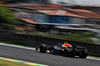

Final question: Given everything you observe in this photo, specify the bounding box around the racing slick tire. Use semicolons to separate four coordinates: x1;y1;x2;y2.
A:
63;48;70;57
63;48;75;57
40;44;47;53
79;52;88;58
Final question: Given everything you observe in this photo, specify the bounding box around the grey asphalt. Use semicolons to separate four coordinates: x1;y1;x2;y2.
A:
0;45;100;66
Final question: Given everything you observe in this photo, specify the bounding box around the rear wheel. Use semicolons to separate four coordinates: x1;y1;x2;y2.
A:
79;52;88;58
63;49;69;57
40;44;47;53
63;48;75;57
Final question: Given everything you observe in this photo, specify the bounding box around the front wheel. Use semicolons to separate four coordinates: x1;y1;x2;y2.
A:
40;44;47;53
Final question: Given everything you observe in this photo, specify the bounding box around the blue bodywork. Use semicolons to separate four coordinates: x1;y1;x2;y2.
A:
48;15;71;24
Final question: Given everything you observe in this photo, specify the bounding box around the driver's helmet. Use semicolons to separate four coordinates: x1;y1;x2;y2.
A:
62;42;72;47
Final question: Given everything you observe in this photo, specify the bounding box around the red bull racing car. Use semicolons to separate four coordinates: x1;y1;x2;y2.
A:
36;43;88;58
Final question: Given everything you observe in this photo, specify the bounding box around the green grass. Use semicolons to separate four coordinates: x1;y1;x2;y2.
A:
34;31;95;44
64;34;94;43
0;59;30;66
34;31;65;39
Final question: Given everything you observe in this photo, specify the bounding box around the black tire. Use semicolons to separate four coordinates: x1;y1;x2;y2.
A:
79;52;88;58
40;44;47;53
63;49;69;57
63;48;74;57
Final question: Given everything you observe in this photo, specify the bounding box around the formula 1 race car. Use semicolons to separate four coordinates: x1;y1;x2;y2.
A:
36;43;88;58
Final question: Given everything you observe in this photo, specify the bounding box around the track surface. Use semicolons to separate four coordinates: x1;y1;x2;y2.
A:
0;45;100;66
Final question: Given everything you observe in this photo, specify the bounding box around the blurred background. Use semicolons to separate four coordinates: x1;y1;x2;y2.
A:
1;0;100;44
0;0;100;64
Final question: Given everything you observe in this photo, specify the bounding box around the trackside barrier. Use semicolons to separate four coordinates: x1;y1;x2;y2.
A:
0;30;100;57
